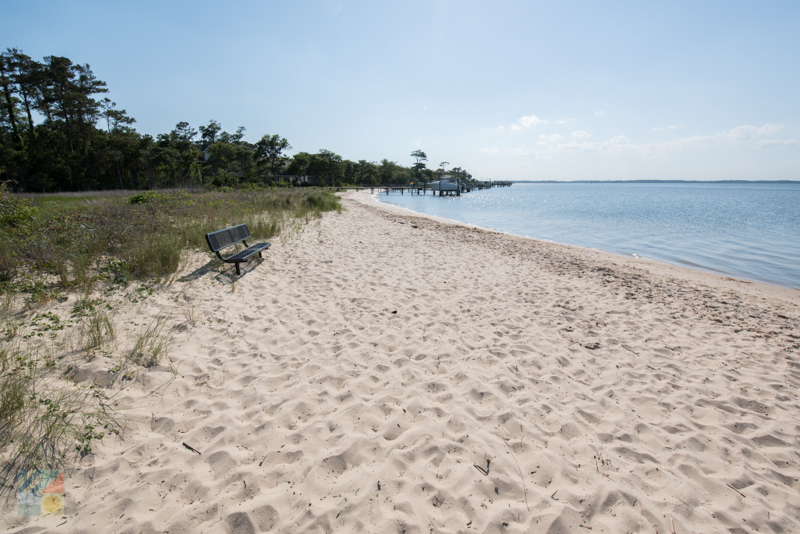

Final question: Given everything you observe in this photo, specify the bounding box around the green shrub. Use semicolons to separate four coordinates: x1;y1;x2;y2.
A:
0;182;38;228
0;236;14;282
303;191;341;212
128;191;157;204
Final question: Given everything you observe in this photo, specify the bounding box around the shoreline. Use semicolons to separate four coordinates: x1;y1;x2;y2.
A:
370;185;800;293
4;194;799;533
361;190;800;305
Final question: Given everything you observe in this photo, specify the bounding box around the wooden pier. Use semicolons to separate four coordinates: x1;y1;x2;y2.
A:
367;181;513;197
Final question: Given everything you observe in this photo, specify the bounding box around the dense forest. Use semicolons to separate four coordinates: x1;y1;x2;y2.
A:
0;48;473;192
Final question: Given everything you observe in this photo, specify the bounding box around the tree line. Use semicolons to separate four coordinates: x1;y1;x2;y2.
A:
0;48;473;192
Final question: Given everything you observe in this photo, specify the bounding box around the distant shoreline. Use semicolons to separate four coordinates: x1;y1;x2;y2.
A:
514;179;800;183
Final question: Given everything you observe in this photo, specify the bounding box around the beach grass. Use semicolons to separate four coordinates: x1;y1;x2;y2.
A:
0;186;341;496
4;187;340;282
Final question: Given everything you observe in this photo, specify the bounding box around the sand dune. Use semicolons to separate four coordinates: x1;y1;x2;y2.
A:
5;191;800;533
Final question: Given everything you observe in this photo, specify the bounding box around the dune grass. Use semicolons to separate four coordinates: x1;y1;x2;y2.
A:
2;187;339;283
0;186;341;498
0;334;121;496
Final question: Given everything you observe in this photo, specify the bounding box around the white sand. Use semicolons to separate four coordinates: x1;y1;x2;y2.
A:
5;191;800;533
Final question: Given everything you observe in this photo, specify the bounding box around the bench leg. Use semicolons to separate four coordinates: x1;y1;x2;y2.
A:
258;251;263;258
235;263;241;275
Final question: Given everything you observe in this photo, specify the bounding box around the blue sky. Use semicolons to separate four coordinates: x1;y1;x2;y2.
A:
4;0;799;180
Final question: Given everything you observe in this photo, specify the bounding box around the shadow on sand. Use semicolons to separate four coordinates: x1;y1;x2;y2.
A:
179;257;265;283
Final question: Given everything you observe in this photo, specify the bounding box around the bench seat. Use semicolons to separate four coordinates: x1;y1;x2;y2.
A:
205;224;271;275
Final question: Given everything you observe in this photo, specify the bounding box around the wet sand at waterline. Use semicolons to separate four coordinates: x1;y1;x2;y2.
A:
5;190;800;533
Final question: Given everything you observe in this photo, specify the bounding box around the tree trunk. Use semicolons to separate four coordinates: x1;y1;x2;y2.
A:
20;91;36;140
116;162;123;189
83;137;91;171
0;79;22;146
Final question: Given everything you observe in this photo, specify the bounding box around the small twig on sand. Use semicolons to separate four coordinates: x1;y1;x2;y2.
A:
182;442;201;455
474;464;489;476
726;483;746;498
474;457;490;476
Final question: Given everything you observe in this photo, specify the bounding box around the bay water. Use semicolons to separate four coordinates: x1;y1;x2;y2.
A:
376;182;800;289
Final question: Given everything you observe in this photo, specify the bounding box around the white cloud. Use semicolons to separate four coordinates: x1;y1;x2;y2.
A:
511;114;542;131
557;118;575;124
595;110;605;116
668;125;678;129
479;147;499;154
728;123;782;141
490;125;505;132
520;115;541;127
653;127;664;131
570;130;591;139
754;139;800;148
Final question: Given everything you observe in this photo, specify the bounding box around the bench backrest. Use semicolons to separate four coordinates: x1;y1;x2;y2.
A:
205;224;251;252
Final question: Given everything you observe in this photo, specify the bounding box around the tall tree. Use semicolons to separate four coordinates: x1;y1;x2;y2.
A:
316;149;343;186
410;149;428;185
198;120;221;146
285;152;311;184
0;51;22;147
169;121;202;185
5;48;40;142
254;134;291;179
100;98;136;188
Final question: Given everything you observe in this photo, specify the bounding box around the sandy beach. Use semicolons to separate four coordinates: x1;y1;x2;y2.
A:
4;190;800;534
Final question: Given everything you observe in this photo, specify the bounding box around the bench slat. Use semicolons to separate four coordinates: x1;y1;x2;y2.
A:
206;224;250;252
226;242;271;262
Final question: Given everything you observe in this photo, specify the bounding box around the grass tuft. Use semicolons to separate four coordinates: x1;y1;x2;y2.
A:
83;310;115;352
0;342;120;491
127;315;170;368
124;234;183;279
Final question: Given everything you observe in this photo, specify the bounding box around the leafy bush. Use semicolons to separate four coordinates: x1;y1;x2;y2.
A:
127;191;157;204
0;182;38;228
0;235;14;282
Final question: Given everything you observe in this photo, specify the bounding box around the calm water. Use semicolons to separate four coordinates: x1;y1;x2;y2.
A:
377;182;800;289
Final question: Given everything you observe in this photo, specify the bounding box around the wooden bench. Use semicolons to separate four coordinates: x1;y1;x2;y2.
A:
205;224;271;275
